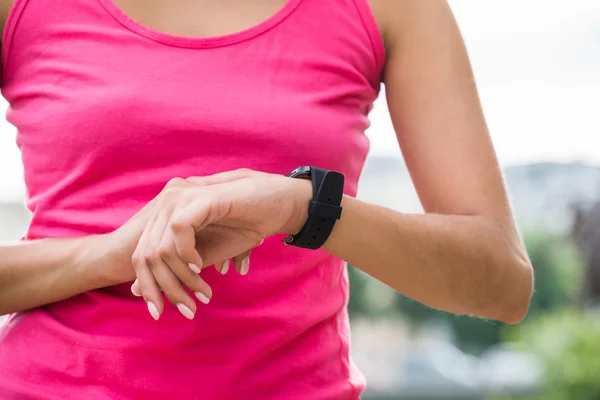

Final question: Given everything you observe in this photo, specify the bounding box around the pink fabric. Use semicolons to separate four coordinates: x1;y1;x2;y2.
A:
0;0;384;398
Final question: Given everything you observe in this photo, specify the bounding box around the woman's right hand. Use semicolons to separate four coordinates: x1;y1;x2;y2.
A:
97;178;206;286
0;177;211;316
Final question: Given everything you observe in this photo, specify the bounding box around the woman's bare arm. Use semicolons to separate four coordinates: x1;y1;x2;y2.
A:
320;0;533;324
0;236;119;314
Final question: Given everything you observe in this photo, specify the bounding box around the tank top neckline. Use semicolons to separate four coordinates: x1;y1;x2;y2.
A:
95;0;303;49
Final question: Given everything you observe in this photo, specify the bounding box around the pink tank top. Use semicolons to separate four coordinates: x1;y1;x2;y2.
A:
0;0;384;398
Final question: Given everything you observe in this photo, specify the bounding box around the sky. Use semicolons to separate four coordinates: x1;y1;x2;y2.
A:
0;0;599;201
367;0;600;164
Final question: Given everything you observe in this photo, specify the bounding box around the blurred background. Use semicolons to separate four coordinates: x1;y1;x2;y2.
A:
1;0;600;399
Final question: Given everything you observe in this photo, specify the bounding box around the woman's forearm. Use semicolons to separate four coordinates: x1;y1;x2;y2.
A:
0;236;114;315
321;196;533;324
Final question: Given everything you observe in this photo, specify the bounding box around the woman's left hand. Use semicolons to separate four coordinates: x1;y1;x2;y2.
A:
131;169;311;320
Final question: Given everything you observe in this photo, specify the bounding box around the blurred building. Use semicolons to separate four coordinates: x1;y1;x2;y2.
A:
571;200;600;303
358;157;600;234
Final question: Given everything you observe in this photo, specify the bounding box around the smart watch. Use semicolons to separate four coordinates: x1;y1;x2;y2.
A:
283;166;344;249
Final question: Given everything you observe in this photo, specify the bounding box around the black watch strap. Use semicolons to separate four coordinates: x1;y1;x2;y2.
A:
283;167;344;249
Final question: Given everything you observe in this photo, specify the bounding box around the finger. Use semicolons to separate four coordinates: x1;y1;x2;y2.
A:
132;213;164;320
131;279;142;297
158;232;213;304
150;206;200;275
214;259;230;275
146;207;200;320
170;198;214;266
233;250;251;276
228;238;263;275
136;261;164;320
149;254;197;320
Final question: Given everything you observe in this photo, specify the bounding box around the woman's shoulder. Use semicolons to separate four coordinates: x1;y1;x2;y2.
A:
0;0;17;43
367;0;454;55
365;0;387;39
366;0;414;54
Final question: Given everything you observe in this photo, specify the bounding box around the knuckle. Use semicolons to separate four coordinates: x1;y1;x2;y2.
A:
131;252;141;266
179;266;197;281
170;217;188;232
180;275;200;291
235;168;253;176
166;177;186;189
185;176;204;185
144;249;161;266
161;285;180;302
157;244;172;259
161;287;173;300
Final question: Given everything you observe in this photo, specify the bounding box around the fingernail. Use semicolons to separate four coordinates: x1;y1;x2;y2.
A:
195;291;210;305
177;304;195;320
221;259;229;275
188;263;201;274
240;256;250;276
259;239;265;245
147;301;160;320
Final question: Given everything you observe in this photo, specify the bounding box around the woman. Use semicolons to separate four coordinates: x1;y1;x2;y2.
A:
0;0;533;398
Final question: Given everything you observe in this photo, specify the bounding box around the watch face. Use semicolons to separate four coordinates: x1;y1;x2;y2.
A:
286;166;311;178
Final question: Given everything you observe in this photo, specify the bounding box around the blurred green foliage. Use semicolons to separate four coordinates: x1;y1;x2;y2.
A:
347;230;584;353
506;309;600;400
525;230;583;313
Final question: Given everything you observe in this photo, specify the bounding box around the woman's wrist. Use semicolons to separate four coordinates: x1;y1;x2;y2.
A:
78;234;133;288
280;177;312;235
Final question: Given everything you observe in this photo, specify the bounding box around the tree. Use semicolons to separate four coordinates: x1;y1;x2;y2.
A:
346;231;583;353
508;310;600;400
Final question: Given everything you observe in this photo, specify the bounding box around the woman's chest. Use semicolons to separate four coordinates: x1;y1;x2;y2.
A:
8;44;371;162
1;0;382;195
11;40;374;159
